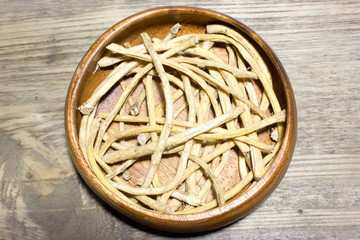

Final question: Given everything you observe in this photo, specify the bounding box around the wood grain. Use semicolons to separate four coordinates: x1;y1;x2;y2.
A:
0;0;359;239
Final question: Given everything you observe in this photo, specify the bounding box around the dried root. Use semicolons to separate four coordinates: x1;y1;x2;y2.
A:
77;23;286;213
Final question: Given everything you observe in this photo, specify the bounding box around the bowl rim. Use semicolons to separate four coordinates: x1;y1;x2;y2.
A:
65;6;297;232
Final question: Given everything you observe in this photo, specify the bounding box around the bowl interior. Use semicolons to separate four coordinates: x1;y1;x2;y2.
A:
66;6;295;233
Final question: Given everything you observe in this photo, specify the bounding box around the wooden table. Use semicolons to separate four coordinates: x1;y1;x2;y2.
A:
1;1;359;239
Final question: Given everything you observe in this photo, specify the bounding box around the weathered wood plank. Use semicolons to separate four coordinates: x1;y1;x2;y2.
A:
0;0;359;239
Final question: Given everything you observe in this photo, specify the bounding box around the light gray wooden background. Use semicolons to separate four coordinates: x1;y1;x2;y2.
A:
1;0;359;239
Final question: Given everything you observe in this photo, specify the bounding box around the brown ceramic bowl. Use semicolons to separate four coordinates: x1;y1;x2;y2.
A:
65;6;297;233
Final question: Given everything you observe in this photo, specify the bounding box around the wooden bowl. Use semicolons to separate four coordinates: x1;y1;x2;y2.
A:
65;6;297;233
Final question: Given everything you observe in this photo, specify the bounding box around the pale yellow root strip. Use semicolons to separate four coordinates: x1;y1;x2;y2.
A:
171;190;202;206
206;25;284;142
107;107;244;195
198;149;230;204
106;43;266;119
98;113;276;153
94;36;198;158
195;110;285;141
175;171;253;214
183;154;225;206
103;105;245;163
86;117;171;213
180;74;202;200
176;149;280;214
177;147;280;214
208;68;250;162
79;60;139;115
140;33;174;188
